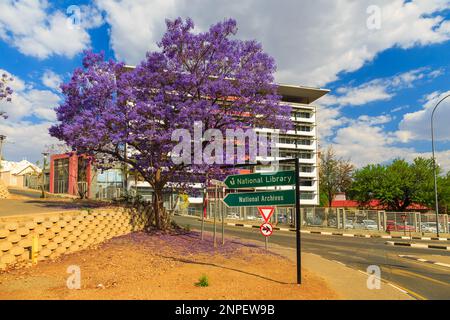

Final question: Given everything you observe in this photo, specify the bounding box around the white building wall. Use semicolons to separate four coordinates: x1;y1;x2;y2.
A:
254;102;319;206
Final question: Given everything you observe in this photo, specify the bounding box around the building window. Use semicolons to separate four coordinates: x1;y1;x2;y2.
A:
54;158;69;194
295;125;312;132
300;192;315;200
297;139;312;146
299;179;314;187
300;166;313;173
298;152;313;159
280;151;313;159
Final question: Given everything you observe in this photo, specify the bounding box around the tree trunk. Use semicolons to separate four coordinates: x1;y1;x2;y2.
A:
152;169;170;230
153;190;161;229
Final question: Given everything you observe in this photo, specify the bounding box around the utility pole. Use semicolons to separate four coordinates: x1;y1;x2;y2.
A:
0;135;5;179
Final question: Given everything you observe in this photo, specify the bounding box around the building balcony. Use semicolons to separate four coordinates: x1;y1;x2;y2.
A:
285;130;316;137
277;143;316;151
291;116;315;123
299;171;317;178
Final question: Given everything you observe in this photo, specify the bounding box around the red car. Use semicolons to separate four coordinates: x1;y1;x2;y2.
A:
386;220;416;232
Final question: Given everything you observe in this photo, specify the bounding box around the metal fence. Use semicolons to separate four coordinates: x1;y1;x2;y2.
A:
302;208;449;234
182;203;450;234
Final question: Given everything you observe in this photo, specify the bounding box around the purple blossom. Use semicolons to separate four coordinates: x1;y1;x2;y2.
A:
0;73;13;118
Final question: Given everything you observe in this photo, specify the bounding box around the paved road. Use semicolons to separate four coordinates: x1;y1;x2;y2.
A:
174;215;450;300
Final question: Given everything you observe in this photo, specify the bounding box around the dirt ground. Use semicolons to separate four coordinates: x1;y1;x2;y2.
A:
0;230;338;300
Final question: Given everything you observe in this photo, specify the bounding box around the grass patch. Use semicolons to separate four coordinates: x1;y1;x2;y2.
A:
195;275;209;287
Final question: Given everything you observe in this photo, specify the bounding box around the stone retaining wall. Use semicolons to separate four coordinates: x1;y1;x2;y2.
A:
0;207;147;270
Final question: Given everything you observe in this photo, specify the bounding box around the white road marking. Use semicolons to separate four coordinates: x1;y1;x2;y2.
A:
332;260;346;266
388;283;408;294
434;262;450;268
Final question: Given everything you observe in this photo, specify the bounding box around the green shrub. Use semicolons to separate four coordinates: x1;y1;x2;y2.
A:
195;275;209;287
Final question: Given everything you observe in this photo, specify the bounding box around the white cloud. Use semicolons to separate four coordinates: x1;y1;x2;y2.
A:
316;105;350;141
95;0;450;86
329;83;394;107
324;67;443;107
357;114;393;125
328;119;450;171
332;121;408;165
0;69;62;162
41;70;62;92
0;121;59;163
0;69;60;122
399;90;450;142
95;0;176;64
0;1;103;59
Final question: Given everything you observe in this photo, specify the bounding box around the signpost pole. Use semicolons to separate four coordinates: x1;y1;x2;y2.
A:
213;185;217;248
201;181;207;241
295;157;301;285
221;188;225;245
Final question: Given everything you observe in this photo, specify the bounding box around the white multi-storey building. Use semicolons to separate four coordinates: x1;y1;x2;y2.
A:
254;84;329;207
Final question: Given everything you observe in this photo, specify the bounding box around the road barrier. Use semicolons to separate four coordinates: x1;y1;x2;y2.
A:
0;207;148;270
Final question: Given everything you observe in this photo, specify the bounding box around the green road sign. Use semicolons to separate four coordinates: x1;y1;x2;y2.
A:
224;171;295;189
223;190;296;207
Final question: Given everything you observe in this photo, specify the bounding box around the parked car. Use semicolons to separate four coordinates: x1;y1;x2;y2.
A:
359;219;378;230
227;213;240;220
327;218;354;229
420;222;443;233
277;214;288;224
342;219;355;229
386;220;416;232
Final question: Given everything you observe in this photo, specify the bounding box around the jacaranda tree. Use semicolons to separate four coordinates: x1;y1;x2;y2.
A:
50;18;291;230
0;73;14;119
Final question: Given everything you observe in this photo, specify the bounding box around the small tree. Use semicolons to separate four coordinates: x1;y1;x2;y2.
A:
351;157;450;211
319;146;354;207
50;18;291;230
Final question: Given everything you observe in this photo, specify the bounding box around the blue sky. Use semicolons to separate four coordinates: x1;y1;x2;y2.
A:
0;0;450;170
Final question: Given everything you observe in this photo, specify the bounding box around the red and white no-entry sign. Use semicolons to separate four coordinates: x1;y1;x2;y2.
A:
258;206;275;222
260;222;273;237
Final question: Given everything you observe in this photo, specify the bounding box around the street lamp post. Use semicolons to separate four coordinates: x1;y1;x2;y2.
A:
0;135;5;179
430;94;450;238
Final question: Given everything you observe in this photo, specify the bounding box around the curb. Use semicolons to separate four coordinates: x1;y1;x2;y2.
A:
217;219;450;241
386;241;450;251
398;255;450;269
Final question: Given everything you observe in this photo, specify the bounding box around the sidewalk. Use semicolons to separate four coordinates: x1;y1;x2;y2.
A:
240;238;413;300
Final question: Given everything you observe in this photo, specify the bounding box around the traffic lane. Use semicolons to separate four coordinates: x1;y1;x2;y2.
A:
174;215;450;300
300;236;450;300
